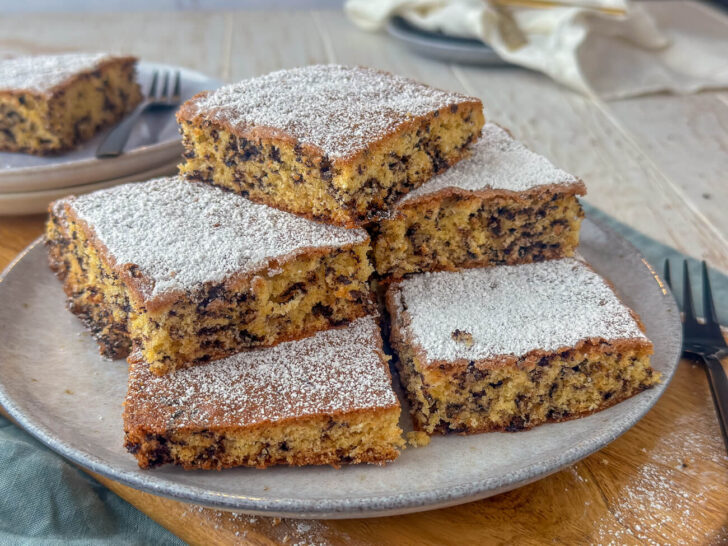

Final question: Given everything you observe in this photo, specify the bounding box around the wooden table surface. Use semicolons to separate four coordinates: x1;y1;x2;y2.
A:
2;3;728;544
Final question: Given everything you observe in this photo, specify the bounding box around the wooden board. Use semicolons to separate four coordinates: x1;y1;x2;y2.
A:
91;354;728;545
1;4;728;544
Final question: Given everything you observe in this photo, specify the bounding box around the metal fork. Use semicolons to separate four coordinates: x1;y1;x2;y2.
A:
96;70;181;158
665;259;728;452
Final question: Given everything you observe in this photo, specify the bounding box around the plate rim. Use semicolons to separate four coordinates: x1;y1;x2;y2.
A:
385;16;510;66
0;217;682;518
0;61;220;183
0;162;177;199
0;162;178;216
387;15;494;53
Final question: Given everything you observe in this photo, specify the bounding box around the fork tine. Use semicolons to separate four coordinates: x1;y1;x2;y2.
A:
172;71;181;100
683;260;699;327
664;259;672;290
702;261;721;327
160;71;170;101
148;71;159;97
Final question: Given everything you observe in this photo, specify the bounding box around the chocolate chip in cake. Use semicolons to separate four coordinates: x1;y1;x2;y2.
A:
451;329;474;347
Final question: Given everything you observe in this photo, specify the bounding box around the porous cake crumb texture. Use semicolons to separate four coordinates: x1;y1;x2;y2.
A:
372;192;583;278
178;65;484;226
46;177;374;372
0;54;142;154
124;317;404;469
395;341;656;434
371;124;586;277
387;258;658;434
67;176;368;299
400;123;581;202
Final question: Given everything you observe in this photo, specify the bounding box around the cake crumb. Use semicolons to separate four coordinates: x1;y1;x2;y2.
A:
406;431;431;447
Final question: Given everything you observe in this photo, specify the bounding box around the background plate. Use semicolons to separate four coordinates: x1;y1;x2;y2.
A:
386;16;511;66
0;217;681;519
0;162;177;216
0;62;220;193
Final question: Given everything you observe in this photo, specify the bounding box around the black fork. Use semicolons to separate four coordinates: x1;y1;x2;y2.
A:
665;260;728;453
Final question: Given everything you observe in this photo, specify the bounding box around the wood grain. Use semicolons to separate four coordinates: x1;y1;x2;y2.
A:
0;12;232;79
1;5;728;544
63;356;728;545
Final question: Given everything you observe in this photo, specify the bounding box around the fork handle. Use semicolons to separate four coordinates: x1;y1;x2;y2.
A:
95;100;150;158
703;354;728;453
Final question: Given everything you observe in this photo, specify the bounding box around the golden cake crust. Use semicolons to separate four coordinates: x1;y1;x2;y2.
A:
391;181;586;216
385;258;658;435
177;65;484;227
0;54;138;99
46;177;376;372
123;316;404;469
389;123;586;214
0;54;142;154
50;177;371;313
176;65;483;166
385;257;652;372
369;124;587;277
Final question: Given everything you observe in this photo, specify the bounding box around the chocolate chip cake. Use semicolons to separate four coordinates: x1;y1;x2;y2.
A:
124;316;404;469
386;258;658;434
0;53;142;154
371;124;586;278
46;176;374;375
177;65;484;227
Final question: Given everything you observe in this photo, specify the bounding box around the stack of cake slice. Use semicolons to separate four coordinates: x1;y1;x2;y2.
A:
46;176;402;469
45;63;658;470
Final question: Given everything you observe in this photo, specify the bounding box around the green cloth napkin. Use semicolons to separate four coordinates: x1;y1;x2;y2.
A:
582;202;728;325
1;204;725;544
0;416;183;545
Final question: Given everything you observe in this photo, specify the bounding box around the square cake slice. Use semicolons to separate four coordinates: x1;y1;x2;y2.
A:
46;176;374;375
386;258;658;434
124;316;404;469
0;53;142;154
371;123;586;278
177;64;484;227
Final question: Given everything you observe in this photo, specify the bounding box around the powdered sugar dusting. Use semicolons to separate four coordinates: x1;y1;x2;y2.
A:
592;409;728;544
126;316;398;429
399;123;581;205
64;176;367;299
178;506;348;545
186;64;477;160
0;53;114;94
393;258;649;364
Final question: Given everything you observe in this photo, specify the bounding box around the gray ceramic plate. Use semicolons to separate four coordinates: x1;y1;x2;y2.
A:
0;62;221;193
386;16;510;66
0;218;681;519
0;162;178;216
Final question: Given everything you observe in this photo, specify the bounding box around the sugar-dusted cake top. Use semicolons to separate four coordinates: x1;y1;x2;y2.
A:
390;258;649;365
0;53;121;94
399;123;584;205
180;64;480;160
57;176;368;299
125;316;398;430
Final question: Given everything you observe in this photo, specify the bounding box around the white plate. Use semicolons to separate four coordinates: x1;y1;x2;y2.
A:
0;62;220;193
0;163;177;216
0;218;681;519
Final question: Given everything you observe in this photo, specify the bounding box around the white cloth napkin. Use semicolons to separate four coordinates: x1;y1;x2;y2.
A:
345;0;728;100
